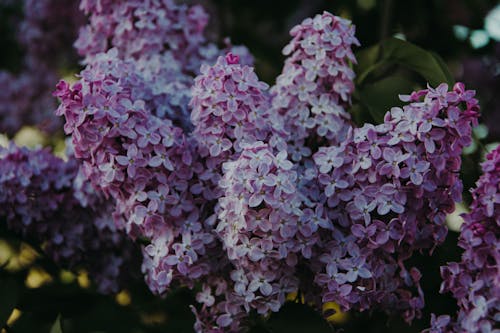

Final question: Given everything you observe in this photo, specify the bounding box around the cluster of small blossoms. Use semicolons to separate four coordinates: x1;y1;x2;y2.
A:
54;50;220;295
75;0;254;69
54;5;485;332
0;68;59;135
428;145;500;333
310;83;479;321
271;11;359;158
0;143;139;293
18;0;84;69
191;53;286;162
75;0;252;129
210;143;301;324
0;0;82;135
76;0;210;68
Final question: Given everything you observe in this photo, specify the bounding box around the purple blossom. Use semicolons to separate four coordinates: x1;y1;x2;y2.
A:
431;146;500;332
0;144;139;293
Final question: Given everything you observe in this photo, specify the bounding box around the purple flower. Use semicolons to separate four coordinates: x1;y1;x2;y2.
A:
378;147;409;178
115;144;147;178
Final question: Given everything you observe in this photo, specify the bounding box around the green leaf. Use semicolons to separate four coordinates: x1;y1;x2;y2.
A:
355;38;455;87
428;50;455;86
354;43;381;81
381;38;454;86
0;278;19;328
357;75;416;123
264;302;331;333
50;315;63;333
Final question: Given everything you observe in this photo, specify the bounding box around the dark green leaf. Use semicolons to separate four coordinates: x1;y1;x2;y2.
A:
355;38;455;87
50;314;63;333
428;51;455;86
0;277;19;328
264;302;332;333
381;38;454;86
358;75;416;123
354;43;382;82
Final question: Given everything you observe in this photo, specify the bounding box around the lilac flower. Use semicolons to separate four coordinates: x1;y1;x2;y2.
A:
271;11;358;148
313;82;478;323
115;144;147;178
52;3;483;330
313;146;346;173
378;147;409;178
431;146;499;332
401;158;430;185
344;256;372;282
0;144;139;293
350;195;377;224
0;0;83;135
318;171;349;197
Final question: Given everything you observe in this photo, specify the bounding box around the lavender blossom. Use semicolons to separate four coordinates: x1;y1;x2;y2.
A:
0;143;139;293
429;145;500;332
271;11;359;158
311;83;479;322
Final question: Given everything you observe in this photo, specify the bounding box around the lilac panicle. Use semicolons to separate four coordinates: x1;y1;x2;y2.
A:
53;4;484;332
75;0;253;71
215;143;301;317
0;0;83;135
191;53;286;161
271;11;359;158
428;145;499;333
55;49;220;296
74;0;252;129
0;143;139;293
311;83;479;322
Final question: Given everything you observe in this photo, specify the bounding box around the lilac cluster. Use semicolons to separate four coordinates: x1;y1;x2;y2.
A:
18;0;83;69
0;0;83;135
75;0;253;69
215;143;301;317
271;11;359;157
0;69;58;135
74;0;252;130
55;5;483;332
428;146;500;333
191;53;285;161
54;50;220;295
310;83;479;322
0;143;138;293
76;0;210;68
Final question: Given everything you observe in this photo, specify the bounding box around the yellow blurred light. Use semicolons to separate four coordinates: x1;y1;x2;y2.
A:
61;72;79;85
53;138;68;160
115;290;132;306
77;270;91;289
0;240;14;268
26;267;53;288
446;202;468;232
60;269;76;284
0;241;38;272
7;308;22;327
357;0;376;11
339;8;352;20
323;302;349;324
285;291;304;303
13;126;47;148
0;133;9;147
17;243;39;265
140;311;168;325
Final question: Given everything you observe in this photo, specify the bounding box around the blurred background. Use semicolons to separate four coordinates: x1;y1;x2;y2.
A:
1;0;499;332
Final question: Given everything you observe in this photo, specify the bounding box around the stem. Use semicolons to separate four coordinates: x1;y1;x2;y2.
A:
379;0;393;41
